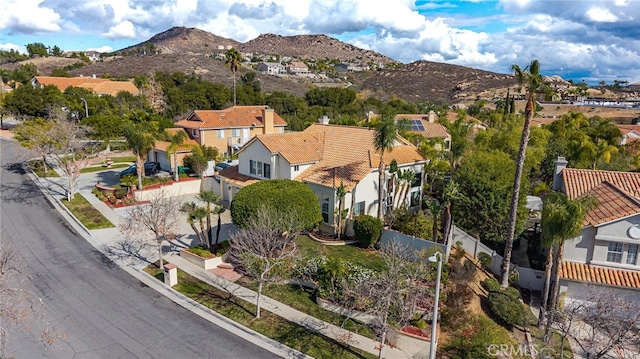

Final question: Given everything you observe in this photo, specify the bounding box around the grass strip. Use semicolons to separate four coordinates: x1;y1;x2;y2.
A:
61;193;114;229
81;163;129;173
144;266;376;359
297;235;386;271
28;160;59;177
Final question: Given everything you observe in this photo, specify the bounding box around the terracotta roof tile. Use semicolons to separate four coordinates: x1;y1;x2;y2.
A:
562;168;640;199
175;106;286;129
560;261;640;289
218;166;260;187
254;131;324;165
153;128;199;152
584;181;640;226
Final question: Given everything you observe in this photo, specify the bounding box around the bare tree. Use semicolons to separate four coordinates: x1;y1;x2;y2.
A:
553;285;640;359
0;242;63;357
47;117;93;201
340;242;434;359
229;207;304;319
119;189;183;269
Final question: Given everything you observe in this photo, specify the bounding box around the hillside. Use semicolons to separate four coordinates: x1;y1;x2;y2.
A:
238;33;396;65
361;60;516;103
119;26;240;55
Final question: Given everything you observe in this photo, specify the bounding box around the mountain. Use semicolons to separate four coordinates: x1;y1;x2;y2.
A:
237;33;396;65
119;27;240;55
361;60;515;103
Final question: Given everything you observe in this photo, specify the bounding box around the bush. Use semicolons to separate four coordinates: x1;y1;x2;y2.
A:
114;187;128;199
230;179;322;230
487;290;533;328
481;277;501;293
392;210;432;240
442;315;518;359
188;245;215;258
477;252;492;269
353;215;383;248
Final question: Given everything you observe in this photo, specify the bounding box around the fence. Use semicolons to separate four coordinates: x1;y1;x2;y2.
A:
134;178;202;201
381;229;446;254
451;226;545;290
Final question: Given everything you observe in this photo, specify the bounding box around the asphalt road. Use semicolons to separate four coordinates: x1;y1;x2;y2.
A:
0;138;279;358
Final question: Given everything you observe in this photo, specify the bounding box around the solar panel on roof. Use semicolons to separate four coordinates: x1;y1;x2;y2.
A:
409;119;424;131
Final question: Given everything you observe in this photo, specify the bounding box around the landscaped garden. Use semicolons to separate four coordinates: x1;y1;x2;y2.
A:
28;160;59;177
61;193;114;229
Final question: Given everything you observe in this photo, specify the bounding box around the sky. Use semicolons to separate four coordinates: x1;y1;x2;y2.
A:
1;0;639;84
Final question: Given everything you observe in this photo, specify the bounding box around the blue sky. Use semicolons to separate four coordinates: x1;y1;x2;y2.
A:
1;0;639;84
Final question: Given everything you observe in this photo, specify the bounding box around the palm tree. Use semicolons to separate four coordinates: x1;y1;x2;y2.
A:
225;48;242;106
441;180;461;250
197;190;220;247
500;59;543;288
181;202;204;246
335;181;348;240
212;205;226;246
373;116;401;220
166;130;187;181
123;124;156;190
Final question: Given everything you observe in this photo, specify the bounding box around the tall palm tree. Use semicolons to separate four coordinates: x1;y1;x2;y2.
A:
225;48;242;106
197;190;220;247
123;124;156;190
335;181;348;240
374;116;401;220
500;59;543;288
181;202;204;246
166;130;187;181
212;206;226;246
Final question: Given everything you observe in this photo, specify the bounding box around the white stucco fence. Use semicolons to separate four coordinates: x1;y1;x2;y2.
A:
381;229;446;254
134;179;202;201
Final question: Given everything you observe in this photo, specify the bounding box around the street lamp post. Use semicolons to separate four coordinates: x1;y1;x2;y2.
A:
428;252;443;359
80;97;88;118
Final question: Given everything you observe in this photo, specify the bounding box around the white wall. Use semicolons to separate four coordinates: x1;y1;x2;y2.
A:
134;179;202;201
563;227;596;262
237;141;271;178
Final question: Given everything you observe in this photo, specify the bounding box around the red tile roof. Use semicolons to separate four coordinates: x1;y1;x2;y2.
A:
560;261;640;289
175;106;286;129
562;168;640;199
584;181;640;226
394;114;450;139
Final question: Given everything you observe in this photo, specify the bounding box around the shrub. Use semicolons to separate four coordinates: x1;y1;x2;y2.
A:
442;315;518;359
393;210;432;240
230;179;322;230
480;277;501;293
353;215;383;248
114;187;128;199
477;252;492;269
188;245;215;258
487;289;533;328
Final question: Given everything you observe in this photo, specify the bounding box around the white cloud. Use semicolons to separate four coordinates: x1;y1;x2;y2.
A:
103;20;136;39
86;45;114;53
0;0;62;33
0;42;26;54
585;6;618;22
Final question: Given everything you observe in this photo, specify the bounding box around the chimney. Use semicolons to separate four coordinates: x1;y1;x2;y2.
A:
552;157;568;191
428;110;436;123
319;115;330;125
262;106;274;134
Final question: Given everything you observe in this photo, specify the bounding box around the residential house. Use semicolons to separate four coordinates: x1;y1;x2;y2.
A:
552;157;640;304
217;120;427;233
617;124;640;145
394;111;451;151
286;61;309;75
256;62;286;76
335;62;369;72
148;128;199;173
173;105;287;158
31;76;140;96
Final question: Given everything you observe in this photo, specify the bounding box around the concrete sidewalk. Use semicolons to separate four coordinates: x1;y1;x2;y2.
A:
17;152;417;358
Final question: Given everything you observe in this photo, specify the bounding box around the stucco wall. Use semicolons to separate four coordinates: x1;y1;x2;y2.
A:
563;227;596;262
238;141;273;179
133;179;202;201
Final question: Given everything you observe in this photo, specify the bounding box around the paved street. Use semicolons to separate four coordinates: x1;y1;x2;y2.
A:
0;138;282;359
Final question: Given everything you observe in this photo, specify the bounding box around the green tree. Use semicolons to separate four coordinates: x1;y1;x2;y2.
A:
230;179;322;230
123;124;156;190
440;110;472;169
501;59;543;288
334;181;348;240
181;202;205;246
26;42;48;58
225;48;242;106
540;192;596;331
373;115;401;220
13;118;56;174
197;190;220;247
49;45;63;57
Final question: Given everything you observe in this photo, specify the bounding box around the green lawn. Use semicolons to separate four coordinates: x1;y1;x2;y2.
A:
28;160;59;177
108;155;136;163
81;163;130;173
61;194;114;229
297;235;386;271
144;266;376;359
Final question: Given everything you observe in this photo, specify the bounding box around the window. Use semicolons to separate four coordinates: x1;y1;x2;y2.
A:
410;191;420;207
627;244;638;265
353;201;365;216
607;242;623;263
217;129;225;138
231;128;241;137
293;165;299;171
411;172;422;188
249;160;270;178
320;194;330;223
263;163;271;179
192;129;199;137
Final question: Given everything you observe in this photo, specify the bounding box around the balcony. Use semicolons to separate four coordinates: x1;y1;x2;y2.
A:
227;136;251;149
